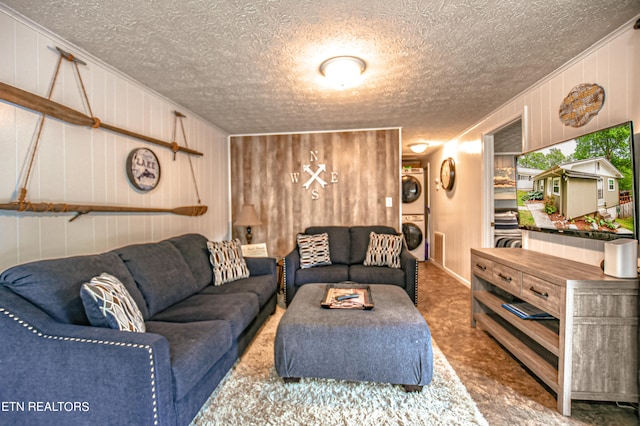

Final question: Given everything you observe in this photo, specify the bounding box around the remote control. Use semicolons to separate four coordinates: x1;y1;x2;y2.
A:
336;294;359;301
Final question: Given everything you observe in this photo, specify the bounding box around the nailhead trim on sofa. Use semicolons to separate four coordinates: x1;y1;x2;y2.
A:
0;307;159;425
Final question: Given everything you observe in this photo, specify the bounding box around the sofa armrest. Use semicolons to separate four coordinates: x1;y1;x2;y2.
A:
400;249;419;305
283;248;301;305
245;256;277;277
0;287;176;426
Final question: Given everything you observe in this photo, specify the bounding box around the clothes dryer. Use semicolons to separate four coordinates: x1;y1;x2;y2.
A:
402;214;425;261
402;168;425;215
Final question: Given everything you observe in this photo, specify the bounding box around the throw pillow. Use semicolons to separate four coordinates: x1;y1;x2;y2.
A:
363;232;403;269
297;233;332;269
207;239;250;285
80;273;146;332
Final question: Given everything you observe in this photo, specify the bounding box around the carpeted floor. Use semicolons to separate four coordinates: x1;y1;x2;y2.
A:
420;261;639;425
191;306;487;426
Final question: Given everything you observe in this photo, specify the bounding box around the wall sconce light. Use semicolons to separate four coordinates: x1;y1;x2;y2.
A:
319;56;366;88
409;143;429;153
234;204;262;244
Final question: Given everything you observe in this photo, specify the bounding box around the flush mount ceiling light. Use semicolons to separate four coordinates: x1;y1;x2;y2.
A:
319;56;366;88
409;143;429;153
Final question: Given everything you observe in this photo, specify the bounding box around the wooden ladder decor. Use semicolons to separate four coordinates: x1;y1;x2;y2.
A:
0;47;208;221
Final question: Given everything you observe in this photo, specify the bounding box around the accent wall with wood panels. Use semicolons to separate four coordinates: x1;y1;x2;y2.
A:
230;128;401;257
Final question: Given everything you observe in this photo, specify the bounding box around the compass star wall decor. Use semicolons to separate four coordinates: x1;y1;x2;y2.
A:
289;150;338;199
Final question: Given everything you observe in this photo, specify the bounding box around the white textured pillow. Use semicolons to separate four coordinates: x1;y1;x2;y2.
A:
363;232;403;269
207;239;250;285
80;273;146;332
297;233;332;269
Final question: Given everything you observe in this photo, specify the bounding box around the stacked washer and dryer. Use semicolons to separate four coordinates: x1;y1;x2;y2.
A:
401;168;426;261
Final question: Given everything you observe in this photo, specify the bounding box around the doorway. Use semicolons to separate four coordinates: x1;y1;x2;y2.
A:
482;111;528;248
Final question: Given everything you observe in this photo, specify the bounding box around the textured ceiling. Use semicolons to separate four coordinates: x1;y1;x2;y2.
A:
3;1;640;156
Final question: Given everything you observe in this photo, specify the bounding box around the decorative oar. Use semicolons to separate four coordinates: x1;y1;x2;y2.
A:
0;201;208;222
0;81;203;157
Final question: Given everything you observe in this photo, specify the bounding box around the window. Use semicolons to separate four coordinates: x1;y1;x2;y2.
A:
608;178;615;191
552;177;560;195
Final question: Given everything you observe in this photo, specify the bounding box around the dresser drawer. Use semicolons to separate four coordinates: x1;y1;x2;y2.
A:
492;263;522;295
471;255;493;282
521;274;561;317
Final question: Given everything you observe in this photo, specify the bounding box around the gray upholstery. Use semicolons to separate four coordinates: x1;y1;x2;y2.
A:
275;284;433;386
0;251;147;324
283;226;418;305
151;293;260;340
165;233;213;291
200;273;276;308
114;241;200;317
0;234;278;426
305;226;351;264
146;319;233;401
349;225;397;264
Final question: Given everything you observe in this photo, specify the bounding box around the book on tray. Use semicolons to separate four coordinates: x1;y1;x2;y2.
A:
501;302;554;320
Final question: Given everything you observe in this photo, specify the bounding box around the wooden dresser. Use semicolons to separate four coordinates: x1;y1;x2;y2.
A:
470;248;639;415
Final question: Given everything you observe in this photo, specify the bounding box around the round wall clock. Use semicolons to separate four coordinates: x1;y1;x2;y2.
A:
440;157;455;191
126;148;161;191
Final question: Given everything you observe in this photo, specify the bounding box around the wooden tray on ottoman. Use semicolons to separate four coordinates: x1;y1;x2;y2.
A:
320;283;374;310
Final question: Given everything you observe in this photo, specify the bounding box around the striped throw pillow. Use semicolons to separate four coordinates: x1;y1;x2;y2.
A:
207;239;250;285
363;232;403;269
297;233;332;269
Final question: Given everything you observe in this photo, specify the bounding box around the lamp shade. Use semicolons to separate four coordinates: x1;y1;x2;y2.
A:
234;204;262;226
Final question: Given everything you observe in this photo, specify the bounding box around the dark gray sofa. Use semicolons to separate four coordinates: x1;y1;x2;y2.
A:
283;225;418;305
0;233;277;426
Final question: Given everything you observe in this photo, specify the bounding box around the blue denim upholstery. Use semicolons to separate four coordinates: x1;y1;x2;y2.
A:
151;293;259;340
284;226;418;305
304;226;351;264
164;233;213;291
0;234;278;426
0;251;147;324
200;273;276;308
113;241;200;317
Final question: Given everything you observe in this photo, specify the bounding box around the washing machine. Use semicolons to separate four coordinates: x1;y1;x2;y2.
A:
402;168;425;215
402;214;425;261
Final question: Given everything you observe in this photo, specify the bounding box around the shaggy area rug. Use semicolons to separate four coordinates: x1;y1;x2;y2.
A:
191;307;487;426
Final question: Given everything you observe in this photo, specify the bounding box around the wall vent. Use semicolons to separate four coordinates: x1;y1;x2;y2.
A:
433;232;445;266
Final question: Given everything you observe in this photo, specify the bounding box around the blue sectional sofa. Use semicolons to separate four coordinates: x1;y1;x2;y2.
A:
283;225;418;305
0;233;278;426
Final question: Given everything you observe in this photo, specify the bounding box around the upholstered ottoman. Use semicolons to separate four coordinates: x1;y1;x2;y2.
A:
274;284;433;391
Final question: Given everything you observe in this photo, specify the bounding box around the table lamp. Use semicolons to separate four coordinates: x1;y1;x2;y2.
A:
234;204;262;244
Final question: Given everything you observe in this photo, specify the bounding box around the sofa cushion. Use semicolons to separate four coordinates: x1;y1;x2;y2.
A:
349;265;406;286
145;320;233;401
199;274;277;308
363;232;403;268
207;239;250;285
150;293;259;339
165;233;212;291
114;241;199;317
297;233;332;269
80;273;146;332
305;226;350;265
294;264;349;285
0;252;147;324
349;226;398;264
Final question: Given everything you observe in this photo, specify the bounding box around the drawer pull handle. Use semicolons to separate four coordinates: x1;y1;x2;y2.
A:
498;273;512;282
476;263;487;271
529;287;549;299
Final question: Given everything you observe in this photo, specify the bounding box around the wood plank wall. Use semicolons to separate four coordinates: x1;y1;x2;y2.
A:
230;129;400;257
